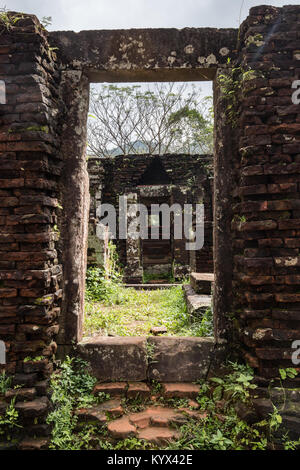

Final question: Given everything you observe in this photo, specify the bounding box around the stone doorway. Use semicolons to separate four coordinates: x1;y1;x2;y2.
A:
79;78;217;381
53;54;233;354
2;8;300;446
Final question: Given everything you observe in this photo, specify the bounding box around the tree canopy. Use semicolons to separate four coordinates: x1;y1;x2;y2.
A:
88;82;213;158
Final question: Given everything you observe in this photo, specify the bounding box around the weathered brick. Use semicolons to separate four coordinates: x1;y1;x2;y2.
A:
15;397;49;418
0;288;17;298
162;383;201;399
278;219;300;230
238;220;277;231
127;382;151;399
0;178;24;188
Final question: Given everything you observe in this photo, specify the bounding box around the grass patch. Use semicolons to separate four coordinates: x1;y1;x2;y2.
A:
84;264;213;337
84;285;213;337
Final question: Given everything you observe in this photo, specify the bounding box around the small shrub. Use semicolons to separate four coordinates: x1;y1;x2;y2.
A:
47;356;108;450
85;266;121;303
0;398;22;440
187;307;213;337
85;242;123;304
0;371;12;396
167;362;299;451
84;285;197;337
0;7;23;33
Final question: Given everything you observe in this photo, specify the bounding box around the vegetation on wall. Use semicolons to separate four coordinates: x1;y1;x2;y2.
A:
0;7;22;33
217;60;262;127
46;356;109;450
0;372;22;443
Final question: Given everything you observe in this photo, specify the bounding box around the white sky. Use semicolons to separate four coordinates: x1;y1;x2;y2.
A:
4;0;300;31
4;0;299;97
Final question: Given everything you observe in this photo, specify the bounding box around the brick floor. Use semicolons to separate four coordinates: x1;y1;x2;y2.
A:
108;416;137;439
138;427;180;445
107;404;207;443
89;381;205;446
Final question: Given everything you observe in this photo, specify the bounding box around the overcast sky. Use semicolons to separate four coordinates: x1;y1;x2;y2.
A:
4;0;300;31
4;0;299;96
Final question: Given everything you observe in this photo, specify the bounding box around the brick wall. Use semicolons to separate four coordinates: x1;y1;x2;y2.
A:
87;154;214;275
0;6;300;446
232;5;300;380
0;13;63;439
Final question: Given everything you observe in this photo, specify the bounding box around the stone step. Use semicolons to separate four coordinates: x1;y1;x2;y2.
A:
190;272;214;295
137;426;180;445
107;405;207;444
93;381;151;399
162;382;201;399
93;382;128;397
75;399;123;426
108;416;136;439
93;381;201;400
19;437;49;451
182;284;211;320
15;396;49;419
5;387;36;402
78;336;215;382
127;382;151;399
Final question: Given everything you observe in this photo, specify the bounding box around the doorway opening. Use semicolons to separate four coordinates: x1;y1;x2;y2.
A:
84;80;214;341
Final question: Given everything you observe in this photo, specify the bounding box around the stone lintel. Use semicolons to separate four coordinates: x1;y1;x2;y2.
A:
49;27;238;82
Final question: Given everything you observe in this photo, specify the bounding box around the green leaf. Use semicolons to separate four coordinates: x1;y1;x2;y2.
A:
279;369;287;380
213;385;223;401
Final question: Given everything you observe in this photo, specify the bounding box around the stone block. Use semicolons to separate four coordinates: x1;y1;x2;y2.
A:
15;397;49;419
93;382;127;397
162;382;200;399
108;416;136;439
74;407;107;425
127;382;151;399
18;437;49;451
138;426;180;445
182;284;211;321
190;272;214;294
5;387;36;402
148;337;214;382
77;336;147;382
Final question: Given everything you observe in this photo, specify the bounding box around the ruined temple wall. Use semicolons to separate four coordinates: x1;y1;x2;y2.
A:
231;5;300;380
0;13;63;439
190;175;214;274
87;158;106;266
0;9;299;448
87;154;214;274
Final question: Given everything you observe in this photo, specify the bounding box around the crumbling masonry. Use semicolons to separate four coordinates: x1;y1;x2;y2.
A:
0;5;300;445
87;153;213;281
